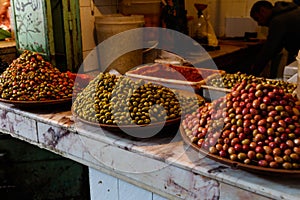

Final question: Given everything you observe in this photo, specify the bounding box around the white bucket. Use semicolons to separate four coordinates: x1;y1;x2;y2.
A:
95;14;145;74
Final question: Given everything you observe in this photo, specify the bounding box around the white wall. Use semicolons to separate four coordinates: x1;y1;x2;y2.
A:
185;0;293;38
79;0;118;61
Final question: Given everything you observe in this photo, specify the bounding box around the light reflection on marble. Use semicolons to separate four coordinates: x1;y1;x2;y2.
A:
0;102;299;199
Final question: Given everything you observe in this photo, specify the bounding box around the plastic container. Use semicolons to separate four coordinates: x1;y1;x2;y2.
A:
125;63;225;93
95;14;145;74
283;60;298;81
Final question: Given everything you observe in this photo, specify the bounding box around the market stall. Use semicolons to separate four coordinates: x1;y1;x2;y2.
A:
1;0;300;199
0;82;299;200
0;49;299;200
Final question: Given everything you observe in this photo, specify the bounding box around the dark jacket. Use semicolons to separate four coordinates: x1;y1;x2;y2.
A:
253;1;300;77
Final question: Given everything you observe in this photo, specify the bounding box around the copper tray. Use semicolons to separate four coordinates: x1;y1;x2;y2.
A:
72;107;181;136
180;125;300;176
0;97;73;107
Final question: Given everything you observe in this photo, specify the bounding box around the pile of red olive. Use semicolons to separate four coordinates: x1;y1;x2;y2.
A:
182;80;300;169
0;50;74;101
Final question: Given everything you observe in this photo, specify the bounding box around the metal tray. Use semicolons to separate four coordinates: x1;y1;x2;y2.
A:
180;125;300;176
0;98;72;108
125;63;225;91
72;106;181;138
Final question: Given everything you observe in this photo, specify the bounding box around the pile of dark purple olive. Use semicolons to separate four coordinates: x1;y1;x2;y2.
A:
182;80;300;169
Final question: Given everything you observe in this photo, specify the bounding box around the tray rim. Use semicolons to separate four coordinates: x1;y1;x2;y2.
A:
126;71;205;87
0;97;73;107
125;64;225;87
200;85;231;93
180;125;300;175
72;106;181;132
203;73;297;90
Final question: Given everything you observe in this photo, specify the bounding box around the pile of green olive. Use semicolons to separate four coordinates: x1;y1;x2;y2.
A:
175;92;205;116
206;72;296;94
73;72;205;126
206;72;256;89
0;50;74;101
182;80;300;169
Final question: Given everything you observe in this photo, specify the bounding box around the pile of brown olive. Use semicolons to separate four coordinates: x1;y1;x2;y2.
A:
0;50;74;101
206;71;296;93
182;80;300;169
73;73;204;126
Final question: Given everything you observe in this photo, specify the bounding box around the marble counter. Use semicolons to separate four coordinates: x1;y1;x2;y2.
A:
0;102;299;200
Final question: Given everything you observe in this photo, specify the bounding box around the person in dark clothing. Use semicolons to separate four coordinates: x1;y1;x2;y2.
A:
250;1;300;78
161;0;188;35
294;0;300;6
